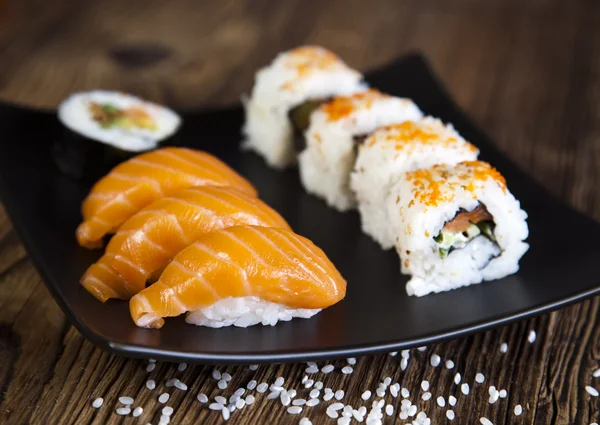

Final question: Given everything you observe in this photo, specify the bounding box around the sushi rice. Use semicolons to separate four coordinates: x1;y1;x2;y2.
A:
298;89;423;211
387;161;529;296
351;117;479;249
58;90;181;152
242;46;366;169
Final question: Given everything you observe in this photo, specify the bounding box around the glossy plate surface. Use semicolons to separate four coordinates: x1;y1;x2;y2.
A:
0;53;598;364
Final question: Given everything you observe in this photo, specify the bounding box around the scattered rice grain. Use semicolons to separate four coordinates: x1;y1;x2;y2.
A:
257;383;268;393
461;384;470;395
421;380;429;391
514;405;522;416
209;403;223;411
236;399;246;409
449;395;457;406
528;330;536;343
177;362;187;372
390;384;399;397
324;392;334;401
476;373;485;384
215;396;227;405
212;369;221;380
146;363;156;372
499;389;507;398
315;382;323;390
347;358;357;365
454;373;462;385
385;405;393;416
322;365;335;374
222;408;230;421
288;406;303;414
342;366;354;374
361;390;371;400
422;391;432;401
92;398;103;408
162;406;174;416
146;380;156;390
116;407;131;415
119;396;134;405
246;395;255;405
335;390;345;400
310;389;320;399
586;386;599;396
197;393;208;403
500;342;508;353
132;406;143;417
401;388;410;398
305;365;319;374
445;360;455;369
158;393;170;404
480;417;493;425
281;391;292;406
400;357;408;371
446;410;455;420
249;364;259;371
218;379;228;390
430;354;441;367
306;398;320;407
174;381;187;391
437;396;445;407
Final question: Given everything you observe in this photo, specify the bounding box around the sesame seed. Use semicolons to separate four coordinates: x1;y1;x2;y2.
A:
437;396;445;407
222;407;230;420
209;403;223;411
215;396;227;405
480;417;493;425
119;396;134;405
174;381;187;391
146;379;156;390
330;402;345;411
361;391;371;400
310;389;320;399
274;377;285;387
430;354;441;367
91;398;103;408
212;369;221;380
236;399;246;409
422;392;432;401
324;392;334;401
246;395;255;405
400;357;408;371
449;395;457;406
288;406;303;414
421;380;430;391
528;330;537;343
500;343;508;353
133;406;143;417
293;399;307;406
514;404;523;416
306;398;320;406
218;380;228;389
177;363;187;372
249;364;259;371
445;360;455;369
305;365;319;374
146;363;156;372
116;407;131;415
447;410;455;420
322;365;335;373
401;388;410;398
461;383;470;395
347;358;357;365
162;406;174;416
335;390;345;400
281;391;292;406
586;386;599;396
315;382;323;390
476;373;485;383
454;373;462;385
341;366;353;374
197;393;208;403
594;369;600;378
158;393;170;404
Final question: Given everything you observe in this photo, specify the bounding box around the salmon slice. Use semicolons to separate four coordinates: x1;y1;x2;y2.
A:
442;204;493;233
76;147;257;249
129;225;347;329
81;186;290;302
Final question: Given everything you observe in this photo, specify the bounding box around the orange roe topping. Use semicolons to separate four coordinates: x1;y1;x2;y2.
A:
286;46;343;77
469;161;506;191
322;89;384;122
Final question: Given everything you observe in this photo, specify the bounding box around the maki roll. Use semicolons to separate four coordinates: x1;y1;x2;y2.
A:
55;90;181;180
242;46;366;169
387;161;529;296
351;117;479;249
298;89;423;211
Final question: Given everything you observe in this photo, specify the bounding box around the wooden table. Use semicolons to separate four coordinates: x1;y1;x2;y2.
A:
1;1;599;424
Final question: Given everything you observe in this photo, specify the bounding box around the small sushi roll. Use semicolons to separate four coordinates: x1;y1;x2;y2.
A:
298;89;423;211
242;46;366;169
387;161;529;296
55;90;181;180
129;225;347;329
80;186;291;302
351;118;479;249
76;147;257;249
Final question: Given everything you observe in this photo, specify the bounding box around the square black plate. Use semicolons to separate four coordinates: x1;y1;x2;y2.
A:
1;53;598;364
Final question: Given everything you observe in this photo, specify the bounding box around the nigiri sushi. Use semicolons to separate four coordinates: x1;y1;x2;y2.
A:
129;226;346;329
81;186;291;302
76;146;257;248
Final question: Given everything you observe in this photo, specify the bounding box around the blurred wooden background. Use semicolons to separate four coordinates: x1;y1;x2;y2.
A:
1;0;599;424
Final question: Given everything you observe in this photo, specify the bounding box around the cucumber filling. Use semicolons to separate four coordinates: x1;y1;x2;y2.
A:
288;99;330;152
434;221;497;259
89;102;158;131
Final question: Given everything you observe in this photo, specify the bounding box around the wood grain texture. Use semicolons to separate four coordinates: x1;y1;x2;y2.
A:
0;0;599;424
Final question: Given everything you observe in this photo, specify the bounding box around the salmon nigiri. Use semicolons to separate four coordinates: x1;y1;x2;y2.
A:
81;186;291;302
76;147;257;249
129;226;346;329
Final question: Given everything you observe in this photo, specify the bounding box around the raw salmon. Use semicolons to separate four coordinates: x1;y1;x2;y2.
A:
76;147;257;248
81;186;290;302
442;204;493;233
129;225;346;329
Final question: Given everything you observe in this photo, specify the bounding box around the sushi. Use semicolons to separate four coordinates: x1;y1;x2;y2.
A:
80;186;291;302
387;160;529;296
297;89;423;211
350;118;479;249
55;90;181;180
129;225;346;329
242;46;366;169
76;146;257;249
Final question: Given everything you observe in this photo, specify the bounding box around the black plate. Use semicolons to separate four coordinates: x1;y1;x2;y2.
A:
1;53;598;364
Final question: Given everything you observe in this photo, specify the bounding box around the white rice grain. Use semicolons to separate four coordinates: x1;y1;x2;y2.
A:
222;408;230;421
335;390;345;400
160;414;171;424
430;354;441;367
267;391;281;401
281;391;292;406
158;393;170;404
119;396;134;405
390;384;399;397
324;392;335;401
165;378;178;388
146;380;156;390
146;363;156;373
499;389;507;398
288;406;303;414
338;417;351;425
310;389;320;399
174;381;188;391
218;380;228;390
92;398;103;408
500;343;508;353
315;382;323;390
480;417;493;425
528;330;536;343
476;373;485;384
293;399;307;406
299;418;312;425
306;398;320;407
361;390;371;400
594;369;600;378
421;381;429;391
449;395;457;406
322;365;335;374
514;404;522;416
247;380;257;390
342;366;354;374
445;360;455;369
212;369;221;380
116;407;131;415
447;410;455;420
454;373;462;385
257;383;269;393
461;384;470;395
326;409;339;419
376;387;386;398
162;406;174;416
389;351;398;357
422;391;432;401
437;396;445;407
305;365;319;374
235;388;246;397
197;393;208;403
385;405;393;416
222;373;232;382
274;377;285;387
330;402;345;411
586;386;599;396
246;395;255;405
133;406;143;417
418;346;428;352
249;364;259;371
177;363;187;372
347;358;357;365
401;388;410;398
400;357;408;371
489;390;500;404
236;399;246;409
215;396;227;405
209;403;223;411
